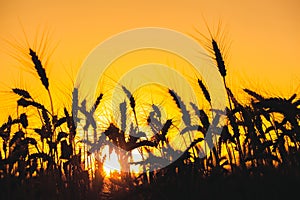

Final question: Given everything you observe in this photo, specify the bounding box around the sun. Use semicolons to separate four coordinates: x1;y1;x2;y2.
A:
99;145;144;177
102;148;121;176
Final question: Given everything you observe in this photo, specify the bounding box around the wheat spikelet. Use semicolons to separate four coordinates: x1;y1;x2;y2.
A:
17;97;46;111
199;109;209;131
212;40;226;77
33;101;47;111
120;101;127;131
243;88;264;101
54;117;67;128
91;93;103;112
9;130;25;147
17;98;31;107
0;116;12;133
151;104;161;119
168;89;191;126
122;86;136;111
64;108;76;137
168;89;181;109
29;48;54;115
94;93;103;109
19;113;28;128
12;88;31;99
121;86;138;126
190;102;200;119
161;119;172;138
29;48;49;90
197;79;211;104
287;93;297;102
41;109;51;130
72;88;79;121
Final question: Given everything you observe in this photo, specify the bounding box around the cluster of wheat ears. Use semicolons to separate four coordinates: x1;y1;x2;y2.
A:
0;35;299;199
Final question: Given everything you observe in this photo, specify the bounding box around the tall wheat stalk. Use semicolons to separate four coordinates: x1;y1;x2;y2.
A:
29;48;54;116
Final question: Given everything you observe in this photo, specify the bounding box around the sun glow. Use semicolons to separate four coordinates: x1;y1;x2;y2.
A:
100;146;144;176
101;147;121;176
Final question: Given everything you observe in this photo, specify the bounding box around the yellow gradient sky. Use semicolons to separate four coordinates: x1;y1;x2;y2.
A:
0;0;300;119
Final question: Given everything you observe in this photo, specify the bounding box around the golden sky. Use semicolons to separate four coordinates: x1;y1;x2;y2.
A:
0;0;300;119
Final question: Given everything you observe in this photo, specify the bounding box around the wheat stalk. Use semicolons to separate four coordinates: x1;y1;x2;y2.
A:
29;48;54;115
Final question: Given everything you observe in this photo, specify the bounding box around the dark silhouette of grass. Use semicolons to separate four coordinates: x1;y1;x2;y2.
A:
0;39;299;200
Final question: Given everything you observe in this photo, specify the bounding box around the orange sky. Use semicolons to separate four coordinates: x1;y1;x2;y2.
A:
0;0;300;119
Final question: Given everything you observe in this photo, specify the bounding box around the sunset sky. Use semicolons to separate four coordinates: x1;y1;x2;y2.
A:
0;0;299;120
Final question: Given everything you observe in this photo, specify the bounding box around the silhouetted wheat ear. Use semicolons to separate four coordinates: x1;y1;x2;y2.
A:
287;93;297;102
190;102;200;118
197;79;211;103
199;109;209;129
29;48;49;90
243;88;265;101
168;89;181;109
168;89;191;126
72;88;78;116
161;119;172;137
121;86;136;110
19;113;28;128
17;98;31;107
121;85;138;128
129;96;136;112
17;97;46;111
119;101;127;131
12;88;31;99
152;104;161;119
212;39;226;77
93;93;103;110
89;93;103;113
42;109;50;127
0;116;12;132
42;110;53;140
